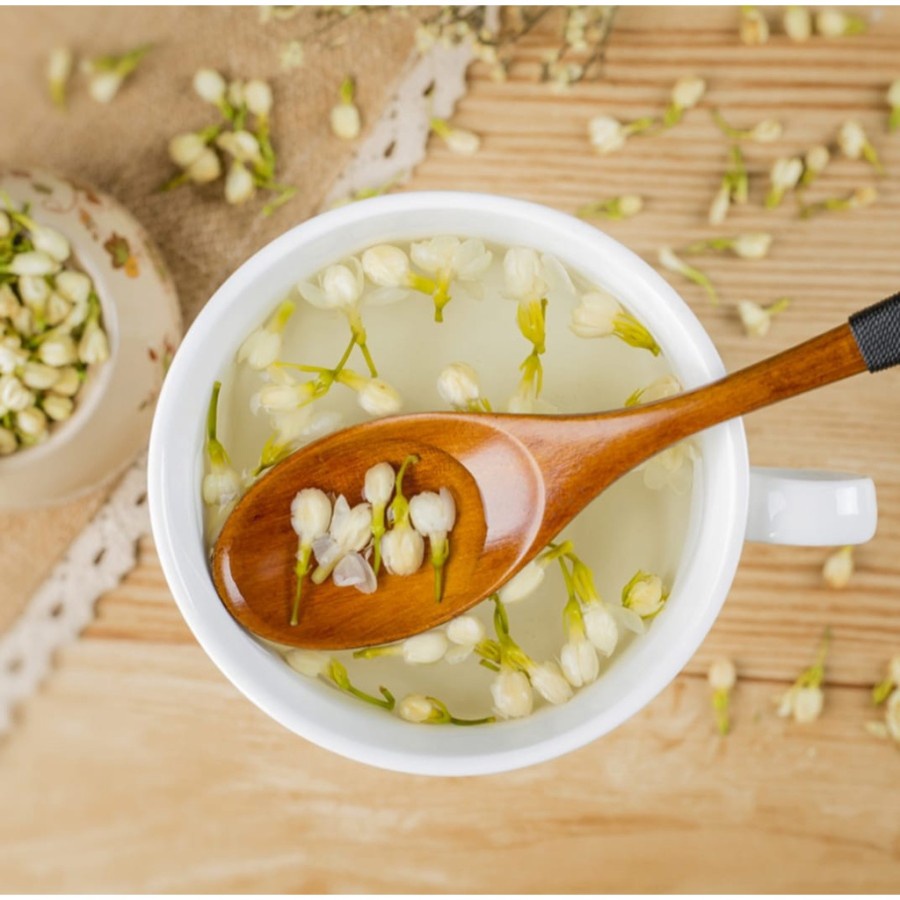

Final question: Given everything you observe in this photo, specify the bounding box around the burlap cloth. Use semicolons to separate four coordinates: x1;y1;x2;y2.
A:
0;6;422;633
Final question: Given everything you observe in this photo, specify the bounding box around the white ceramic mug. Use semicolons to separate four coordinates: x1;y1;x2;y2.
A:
148;193;876;776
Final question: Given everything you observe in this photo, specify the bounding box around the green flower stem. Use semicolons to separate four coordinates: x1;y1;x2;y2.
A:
339;76;355;105
862;143;884;176
290;542;312;626
432;281;451;322
347;310;378;377
352;644;400;661
326;659;395;710
474;638;502;665
712;687;731;735
890;107;900;133
262;185;297;217
389;454;419;528
765;186;786;210
873;677;895;705
431;535;449;603
623;115;658;137
677;259;719;305
662;102;685;129
416;696;496;726
796;628;830;689
159;170;190;193
371;502;386;574
206;381;230;469
711;109;749;141
727;146;748;204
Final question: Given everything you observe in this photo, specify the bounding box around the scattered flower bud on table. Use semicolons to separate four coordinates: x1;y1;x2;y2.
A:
800;185;877;219
888;80;900;132
430;118;481;155
766;156;804;208
872;654;900;706
658;246;719;304
664;76;706;127
777;629;829;724
330;76;362;140
816;9;867;38
740;6;770;45
822;545;854;589
783;6;812;41
711;109;782;143
577;194;643;221
437;362;491;412
82;44;151;104
737;298;790;338
708;657;737;735
46;46;73;108
836;120;884;174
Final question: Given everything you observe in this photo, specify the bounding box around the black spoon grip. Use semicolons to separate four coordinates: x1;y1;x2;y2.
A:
849;292;900;373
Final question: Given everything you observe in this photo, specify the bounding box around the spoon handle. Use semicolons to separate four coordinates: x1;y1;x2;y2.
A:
608;292;900;455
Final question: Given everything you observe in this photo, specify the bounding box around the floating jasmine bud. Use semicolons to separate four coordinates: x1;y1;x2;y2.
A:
0;374;34;413
83;44;151;104
560;595;599;688
708;657;737;735
325;659;395;710
237;299;295;371
47;47;73;108
436;362;491;412
289;487;332;625
621;570;668;619
570;290;660;354
19;275;50;310
576;194;643;221
740;6;769;45
889;80;900;133
42;393;74;422
430;117;481;155
783;6;812;41
381;455;425;576
363;461;394;573
836;120;883;174
498;559;546;605
737;298;790;338
657;247;718;304
397;694;494;726
284;649;330;678
446;615;486;647
776;629;829;723
38;334;78;367
201;381;241;507
765;156;803;208
310;494;372;584
663;76;706;127
409;487;457;601
15;406;47;442
254;378;317;414
410;235;492;320
642;442;697;494
490;667;534;718
354;631;449;664
816;8;867;37
331;77;362;140
822;545;854;589
336;369;402;417
193;68;227;105
528;660;573;705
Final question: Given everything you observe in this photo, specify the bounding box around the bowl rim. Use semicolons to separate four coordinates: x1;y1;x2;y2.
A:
148;191;748;776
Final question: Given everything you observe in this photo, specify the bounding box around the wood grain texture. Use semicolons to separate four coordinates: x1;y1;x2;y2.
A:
2;7;900;892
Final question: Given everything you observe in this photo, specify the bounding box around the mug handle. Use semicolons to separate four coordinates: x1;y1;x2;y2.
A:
746;467;877;546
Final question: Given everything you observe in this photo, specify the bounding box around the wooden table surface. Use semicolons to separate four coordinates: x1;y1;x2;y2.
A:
2;8;899;893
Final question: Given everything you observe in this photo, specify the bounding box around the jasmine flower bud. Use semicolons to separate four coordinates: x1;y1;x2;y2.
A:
0;344;27;375
783;6;812;41
29;224;70;263
765;156;803;208
793;686;825;723
0;284;17;317
570;290;660;354
498;559;546;605
0;375;34;412
227;80;245;109
290;488;332;544
357;377;402;417
708;183;731;226
193;68;227;105
490;667;533;718
801;144;830;187
331;77;361;140
577;194;644;221
503;247;547;302
587;114;626;155
187;148;222;184
625;374;682;407
244;79;273;117
430;118;481;155
169;132;208;168
43;394;74;422
361;244;411;287
560;635;599;687
284;649;330;678
47;46;74;108
398;694;439;723
225;160;256;205
822;545;854;589
8;251;60;277
216;130;263;165
583;603;619;656
437;362;483;410
39;334;78;367
446;615;486;646
15;406;47;441
55;270;93;305
0;427;15;455
740;6;769;45
18;275;50;309
409;487;456;601
322;263;363;309
657;247;718;304
731;232;772;260
238;299;294;371
401;631;449;664
528;660;573;705
88;71;124;104
363;461;395;507
78;320;110;365
737;297;790;338
816;9;867;37
886;691;900;742
622;571;667;618
21;362;60;390
708;657;737;691
52;367;81;397
672;75;706;110
381;526;425;576
837;119;883;174
751;119;783;142
777;629;829;722
202;463;241;507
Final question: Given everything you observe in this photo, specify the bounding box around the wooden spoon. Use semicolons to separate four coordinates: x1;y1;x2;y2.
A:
213;294;900;649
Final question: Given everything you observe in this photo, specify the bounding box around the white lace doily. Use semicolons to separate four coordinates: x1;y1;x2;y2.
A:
0;40;474;734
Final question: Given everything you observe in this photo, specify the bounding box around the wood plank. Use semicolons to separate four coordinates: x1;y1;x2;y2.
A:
2;7;900;892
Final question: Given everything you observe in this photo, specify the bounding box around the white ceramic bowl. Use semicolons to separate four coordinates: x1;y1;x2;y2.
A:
0;167;181;509
148;192;874;776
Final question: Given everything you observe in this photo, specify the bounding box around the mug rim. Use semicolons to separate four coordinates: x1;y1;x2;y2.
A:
148;191;749;775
